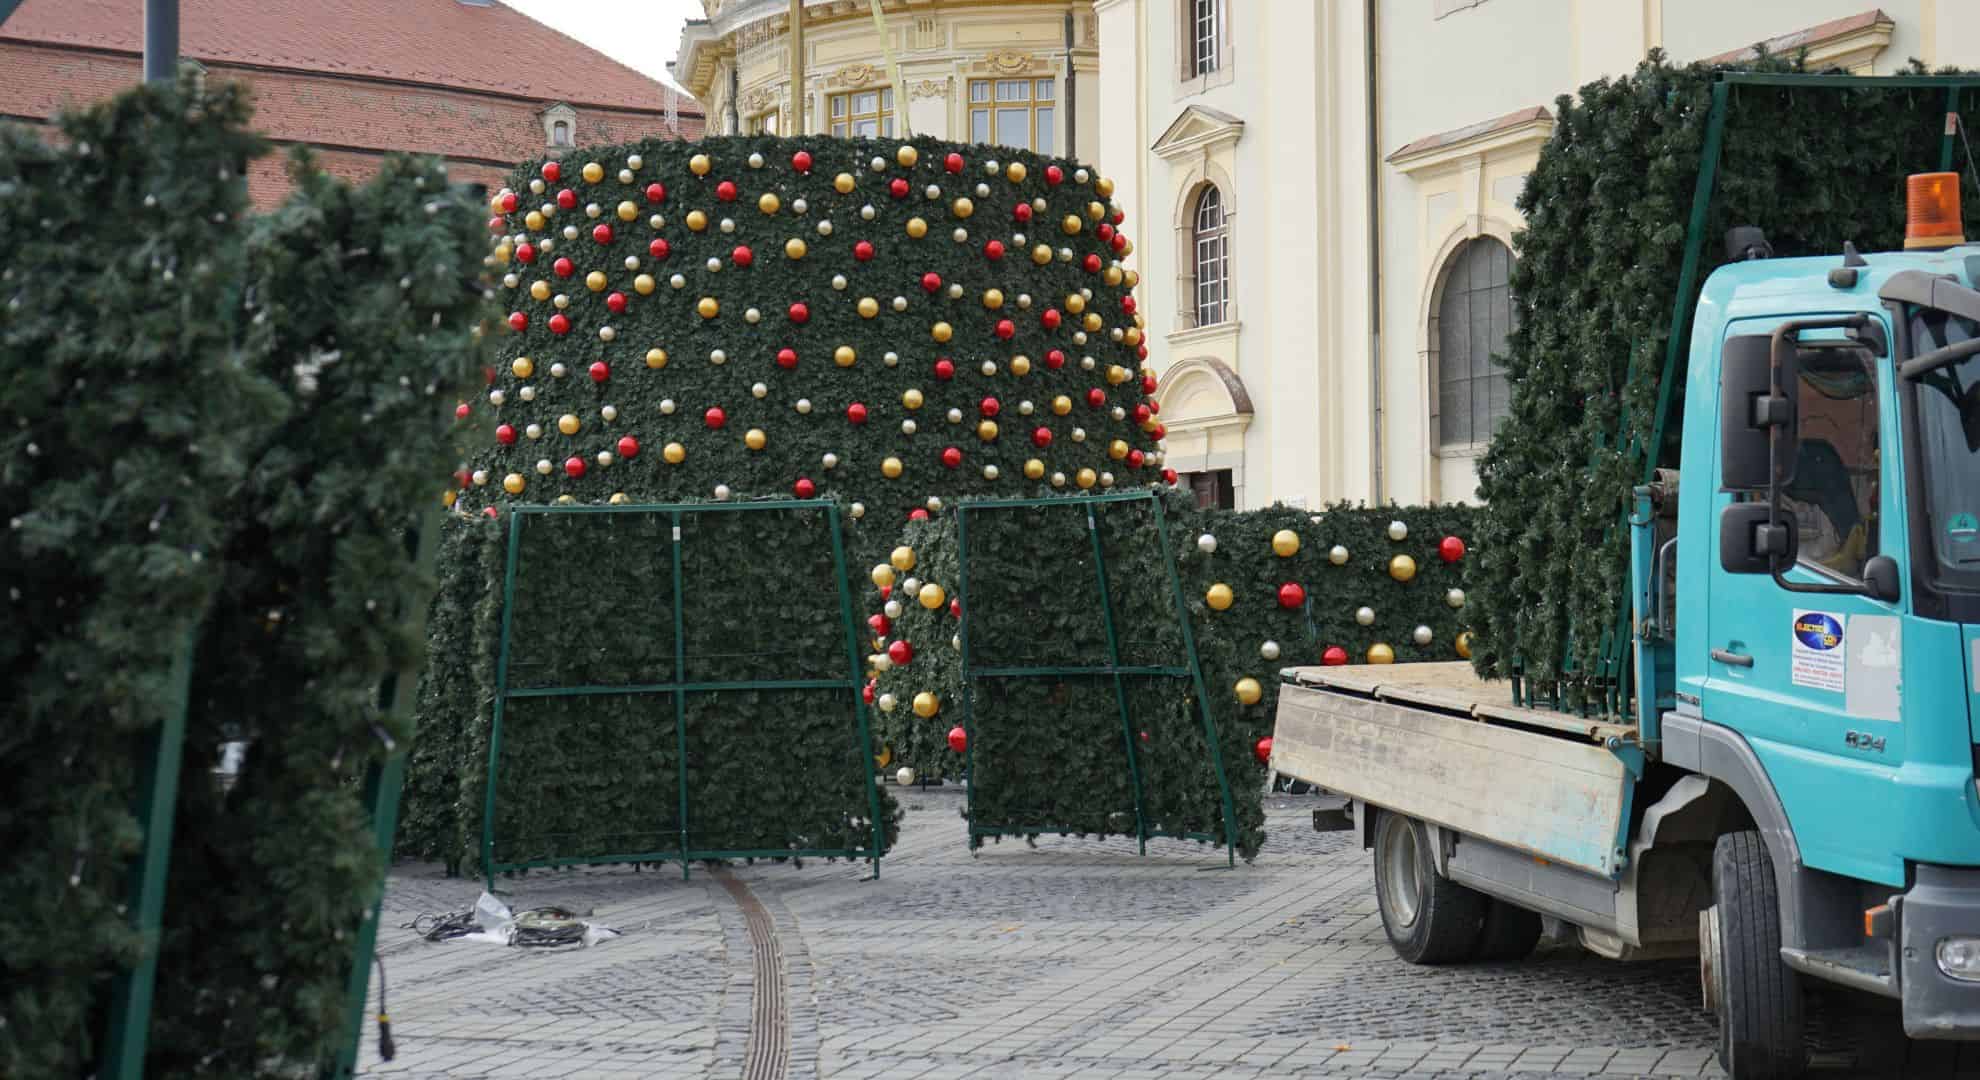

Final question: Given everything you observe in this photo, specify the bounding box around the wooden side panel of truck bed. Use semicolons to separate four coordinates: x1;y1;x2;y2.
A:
1270;663;1631;877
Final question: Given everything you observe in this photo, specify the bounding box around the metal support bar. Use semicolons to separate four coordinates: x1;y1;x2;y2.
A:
956;503;978;839
1085;505;1149;855
1152;496;1240;867
669;510;691;880
1943;86;1963;172
482;509;527;893
143;0;178;84
969;664;1189;678
100;628;200;1080
828;503;888;879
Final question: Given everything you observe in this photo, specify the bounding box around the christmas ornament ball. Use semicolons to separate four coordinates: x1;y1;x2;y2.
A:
1235;677;1263;706
872;563;897;588
1322;645;1349;666
1388;520;1409;541
1439;535;1467;563
1271;529;1300;557
663;441;686;464
1389;554;1418;582
1277;582;1306;609
1355;606;1376;626
945;723;967;750
918;582;946;610
1197;533;1218;554
1412;624;1434;646
891;546;917;571
1328;544;1349;566
911;692;940;719
1446;588;1466;609
896;767;916;786
1260;640;1281;661
1254;736;1274;764
1368;643;1396;665
1456;631;1474;659
1205;583;1234;611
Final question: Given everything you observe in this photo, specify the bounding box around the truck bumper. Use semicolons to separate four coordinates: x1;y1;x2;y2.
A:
1900;865;1980;1040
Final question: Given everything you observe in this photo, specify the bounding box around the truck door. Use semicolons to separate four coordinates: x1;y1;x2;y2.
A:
1703;316;1908;888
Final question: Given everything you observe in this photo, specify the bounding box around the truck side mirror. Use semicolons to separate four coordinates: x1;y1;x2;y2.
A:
1719;502;1798;574
1720;334;1799;490
1863;554;1901;602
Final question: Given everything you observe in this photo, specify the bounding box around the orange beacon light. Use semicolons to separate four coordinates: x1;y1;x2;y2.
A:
1904;171;1966;250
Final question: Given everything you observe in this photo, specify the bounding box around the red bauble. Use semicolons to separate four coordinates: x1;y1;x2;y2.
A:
606;291;628;314
1086;388;1106;408
1045;349;1066;369
889;178;910;199
1162;468;1179;484
1142;373;1158;394
1137;344;1149;360
592;223;614;245
649;238;670;259
888;639;913;665
617;435;640;459
868;613;891;635
1133;404;1151;423
454;402;471;419
846;402;868;424
720;245;748;268
1128;449;1145;468
507;311;529;332
1013;203;1032;224
541;161;561;182
1121;295;1137;315
994;319;1015;340
496;424;517;445
1097;223;1115;242
941;446;963;468
563;456;586;478
1031;426;1053;448
1322;646;1349;666
1254;736;1274;763
1149;400;1161;414
863;680;876;704
1112;208;1126;225
878;584;892;599
548;313;571;335
947;726;968;753
553;256;575;277
979;397;1000;417
789;302;810;324
514;242;536;264
1045;165;1064;186
949;598;962;618
944;152;964;173
921;272;943;293
645;182;667;203
934;358;955;381
776;347;798;369
1278;583;1306;609
500;191;520;213
487;215;505;233
485;365;498;385
854;240;875;262
483;506;500;519
795;477;816;498
909;508;929;521
454;468;471;489
984;239;1006;260
704;406;727;429
1439;536;1467;563
556;188;577;210
1083;253;1103;273
1041;308;1062;330
715;180;738;201
792;150;814;173
1110;233;1129;253
1151;423;1167;441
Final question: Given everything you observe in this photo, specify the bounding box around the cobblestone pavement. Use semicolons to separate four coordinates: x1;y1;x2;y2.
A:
360;790;1969;1079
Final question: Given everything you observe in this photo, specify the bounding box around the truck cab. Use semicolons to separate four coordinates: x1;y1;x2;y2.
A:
1269;175;1980;1078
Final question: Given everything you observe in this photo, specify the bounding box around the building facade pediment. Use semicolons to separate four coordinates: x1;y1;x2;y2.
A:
1151;105;1244;162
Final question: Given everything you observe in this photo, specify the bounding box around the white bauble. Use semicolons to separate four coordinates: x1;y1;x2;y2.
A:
896;767;916;785
1260;640;1281;661
1413;625;1434;645
1197;533;1218;554
878;692;897;712
1388;520;1409;541
1446;588;1466;609
1328;545;1349;566
1356;606;1376;626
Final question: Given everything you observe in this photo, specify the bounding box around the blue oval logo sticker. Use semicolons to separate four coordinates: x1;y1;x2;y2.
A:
1794;613;1844;650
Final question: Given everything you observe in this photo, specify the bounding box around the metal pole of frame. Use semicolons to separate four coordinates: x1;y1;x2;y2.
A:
788;0;805;135
144;0;179;83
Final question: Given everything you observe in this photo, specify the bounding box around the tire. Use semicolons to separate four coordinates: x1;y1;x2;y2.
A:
1474;898;1542;962
1709;830;1806;1079
1371;809;1486;964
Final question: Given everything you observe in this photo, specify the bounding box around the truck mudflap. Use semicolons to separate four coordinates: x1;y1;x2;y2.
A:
1899;865;1980;1040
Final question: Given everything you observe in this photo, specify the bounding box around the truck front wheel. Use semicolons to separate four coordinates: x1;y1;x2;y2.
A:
1706;830;1805;1078
1372;809;1485;964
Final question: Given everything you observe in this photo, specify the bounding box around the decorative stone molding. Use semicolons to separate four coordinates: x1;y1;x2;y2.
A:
1150;105;1244;162
1704;8;1895;75
1387;106;1552;177
985;49;1035;75
828;62;880;88
909;79;950;100
739;85;779;114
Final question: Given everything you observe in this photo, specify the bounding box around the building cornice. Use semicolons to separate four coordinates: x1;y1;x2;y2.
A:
1151;105;1244;162
1387;106;1552;175
1703;8;1894;73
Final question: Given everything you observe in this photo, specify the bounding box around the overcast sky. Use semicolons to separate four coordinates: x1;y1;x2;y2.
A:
503;0;707;92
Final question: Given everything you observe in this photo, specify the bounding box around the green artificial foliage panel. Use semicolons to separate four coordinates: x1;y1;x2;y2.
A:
1470;54;1980;705
0;77;489;1076
870;493;1479;861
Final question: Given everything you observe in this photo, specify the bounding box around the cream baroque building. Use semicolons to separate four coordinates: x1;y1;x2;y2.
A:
673;0;1101;162
1095;0;1980;510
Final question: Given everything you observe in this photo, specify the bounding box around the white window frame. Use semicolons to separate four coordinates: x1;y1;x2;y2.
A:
1191;185;1229;328
966;77;1057;154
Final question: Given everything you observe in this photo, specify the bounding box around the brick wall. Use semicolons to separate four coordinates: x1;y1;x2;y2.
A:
0;41;705;207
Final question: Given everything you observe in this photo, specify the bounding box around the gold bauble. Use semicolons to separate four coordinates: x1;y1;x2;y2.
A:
686;209;708;231
529;280;551;301
1006;162;1027;183
493;242;512;265
646;347;668;369
1009;355;1031;376
581;162;604;183
586;270;607;293
882;456;904;478
1051;395;1072;416
834;172;856;193
1061;214;1083;235
857;297;880;318
758;192;781;214
918;582;946;610
1272;529;1300;557
1095;176;1115;198
906;217;929;239
912;691;940;718
872;563;897;588
1087;200;1106;221
1206;583;1234;611
1368;643;1396;664
1124;269;1141;287
903;389;924;409
1235;677;1263;705
442;489;458;508
931;321;953;343
609;492;630;505
982;288;1004;309
502;473;526;494
951;196;974;218
697;297;719;319
663;441;686;463
835;345;858;367
897;144;920;167
1064;293;1086;314
1104;266;1124;286
1076;467;1097;489
617;200;638;222
557;414;581;435
1106;364;1130;385
891;546;917;571
977;420;999;441
634;274;656;295
1120;238;1133;256
1083;312;1104;332
1108;439;1129;460
1389;555;1418;582
1125;327;1143;346
511;356;535;378
785;237;809;259
524;210;546;231
689;153;711;176
1031;244;1053;265
1024;458;1046;479
742;428;766;451
1456;631;1474;660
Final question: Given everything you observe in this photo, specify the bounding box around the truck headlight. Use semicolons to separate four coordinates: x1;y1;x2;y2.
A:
1938;937;1980;982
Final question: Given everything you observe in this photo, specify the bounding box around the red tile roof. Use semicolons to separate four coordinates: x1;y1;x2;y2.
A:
0;0;693;114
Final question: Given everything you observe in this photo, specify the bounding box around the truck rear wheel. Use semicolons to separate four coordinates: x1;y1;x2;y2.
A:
1372;809;1485;964
1707;830;1805;1078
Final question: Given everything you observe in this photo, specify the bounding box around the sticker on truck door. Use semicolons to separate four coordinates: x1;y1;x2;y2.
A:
1791;610;1847;692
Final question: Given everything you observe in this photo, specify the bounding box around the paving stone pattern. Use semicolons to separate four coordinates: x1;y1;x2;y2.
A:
360;790;1966;1079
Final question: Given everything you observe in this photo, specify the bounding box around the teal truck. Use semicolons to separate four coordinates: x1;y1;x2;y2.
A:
1269;132;1980;1080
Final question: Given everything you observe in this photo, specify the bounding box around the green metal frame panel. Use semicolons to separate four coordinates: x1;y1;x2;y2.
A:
480;500;884;890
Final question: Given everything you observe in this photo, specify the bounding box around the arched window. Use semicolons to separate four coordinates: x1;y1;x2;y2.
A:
1192;185;1228;327
1433;237;1515;448
551;120;571;147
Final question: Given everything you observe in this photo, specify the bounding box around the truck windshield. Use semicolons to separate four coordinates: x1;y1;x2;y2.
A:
1908;304;1980;593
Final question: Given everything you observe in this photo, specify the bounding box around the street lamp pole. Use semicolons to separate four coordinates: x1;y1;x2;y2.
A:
144;0;178;83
